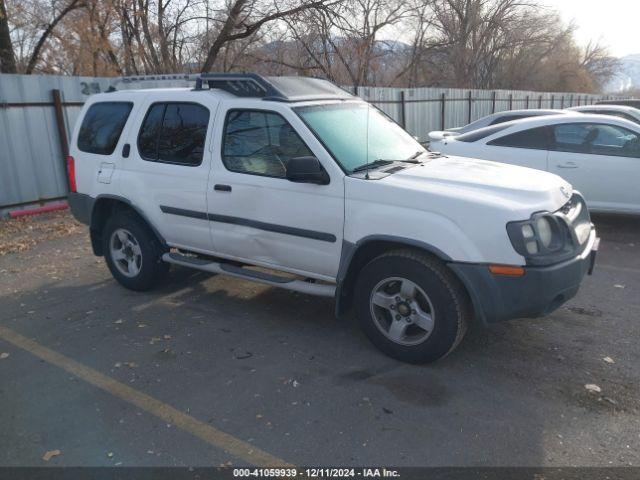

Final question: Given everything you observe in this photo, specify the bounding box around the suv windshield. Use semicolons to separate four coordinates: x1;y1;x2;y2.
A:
295;102;424;173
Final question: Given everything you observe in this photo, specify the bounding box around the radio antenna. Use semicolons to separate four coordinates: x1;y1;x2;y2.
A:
365;100;370;180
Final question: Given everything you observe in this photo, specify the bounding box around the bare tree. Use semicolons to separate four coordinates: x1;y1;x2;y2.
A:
0;0;17;72
24;0;86;73
1;0;622;92
580;41;619;91
200;0;335;72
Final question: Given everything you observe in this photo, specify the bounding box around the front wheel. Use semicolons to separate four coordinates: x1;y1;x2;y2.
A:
102;212;168;291
354;250;471;364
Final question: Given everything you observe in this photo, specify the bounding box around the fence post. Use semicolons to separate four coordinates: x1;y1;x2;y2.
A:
551;95;555;109
51;89;71;191
508;94;513;110
399;90;406;128
525;95;529;109
440;93;446;130
577;95;581;106
560;95;564;109
569;94;573;107
467;90;472;124
538;95;542;108
491;91;496;113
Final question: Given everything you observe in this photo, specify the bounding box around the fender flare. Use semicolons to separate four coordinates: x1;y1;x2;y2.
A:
334;235;452;318
90;194;167;254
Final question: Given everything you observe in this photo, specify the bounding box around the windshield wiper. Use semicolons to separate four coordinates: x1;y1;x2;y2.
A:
351;159;394;173
351;151;428;173
407;150;426;161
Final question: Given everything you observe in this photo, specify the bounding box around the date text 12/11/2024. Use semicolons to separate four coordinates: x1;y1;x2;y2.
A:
232;468;401;478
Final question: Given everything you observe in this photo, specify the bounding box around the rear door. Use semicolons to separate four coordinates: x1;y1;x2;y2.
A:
205;102;345;280
119;91;219;253
548;122;640;212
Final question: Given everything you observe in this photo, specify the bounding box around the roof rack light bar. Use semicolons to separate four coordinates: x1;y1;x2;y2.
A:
197;73;285;99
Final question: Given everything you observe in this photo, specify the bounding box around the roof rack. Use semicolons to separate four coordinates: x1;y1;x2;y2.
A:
196;73;354;102
114;72;354;103
196;73;282;98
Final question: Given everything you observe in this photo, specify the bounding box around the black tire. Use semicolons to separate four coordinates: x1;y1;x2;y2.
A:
102;211;169;291
354;249;471;364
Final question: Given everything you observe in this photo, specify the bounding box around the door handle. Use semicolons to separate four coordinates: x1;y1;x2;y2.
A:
556;162;577;169
214;184;232;192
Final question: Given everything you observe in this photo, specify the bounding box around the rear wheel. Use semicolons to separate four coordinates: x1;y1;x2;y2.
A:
102;212;168;291
355;249;471;363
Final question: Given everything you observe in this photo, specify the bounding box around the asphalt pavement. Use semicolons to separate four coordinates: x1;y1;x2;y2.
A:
0;212;638;467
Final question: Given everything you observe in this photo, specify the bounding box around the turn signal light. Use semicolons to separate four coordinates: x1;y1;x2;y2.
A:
66;155;77;193
489;265;525;277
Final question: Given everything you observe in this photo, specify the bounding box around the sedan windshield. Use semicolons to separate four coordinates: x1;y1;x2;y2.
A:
295;102;425;173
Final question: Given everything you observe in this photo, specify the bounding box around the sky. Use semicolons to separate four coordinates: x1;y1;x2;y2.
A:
544;0;640;58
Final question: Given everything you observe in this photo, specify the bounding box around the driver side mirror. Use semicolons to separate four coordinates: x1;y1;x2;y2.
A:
286;156;330;185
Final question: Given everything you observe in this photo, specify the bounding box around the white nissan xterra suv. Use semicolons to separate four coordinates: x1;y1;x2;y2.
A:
67;73;599;363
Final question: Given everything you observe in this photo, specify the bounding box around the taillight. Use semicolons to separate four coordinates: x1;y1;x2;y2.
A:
66;155;77;193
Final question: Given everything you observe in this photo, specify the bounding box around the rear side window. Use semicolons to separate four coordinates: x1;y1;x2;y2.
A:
137;102;210;166
78;102;133;155
455;124;510;142
487;126;550;150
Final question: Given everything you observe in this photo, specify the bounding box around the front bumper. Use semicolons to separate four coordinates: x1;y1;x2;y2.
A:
449;230;599;325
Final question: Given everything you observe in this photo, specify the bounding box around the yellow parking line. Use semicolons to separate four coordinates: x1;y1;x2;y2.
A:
132;286;193;312
0;325;289;467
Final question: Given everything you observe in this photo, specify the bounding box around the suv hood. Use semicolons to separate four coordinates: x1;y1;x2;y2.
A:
383;155;572;213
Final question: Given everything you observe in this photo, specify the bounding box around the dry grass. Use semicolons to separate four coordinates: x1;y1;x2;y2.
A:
0;210;83;256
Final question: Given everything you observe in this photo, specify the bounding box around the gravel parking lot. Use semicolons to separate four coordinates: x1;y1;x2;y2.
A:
0;210;639;467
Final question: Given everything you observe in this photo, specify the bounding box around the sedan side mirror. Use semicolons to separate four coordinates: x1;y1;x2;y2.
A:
286;156;330;185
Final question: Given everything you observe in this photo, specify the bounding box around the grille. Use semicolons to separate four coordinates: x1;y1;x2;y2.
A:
557;193;592;245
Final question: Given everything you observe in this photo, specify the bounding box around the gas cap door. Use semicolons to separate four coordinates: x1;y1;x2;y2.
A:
97;162;115;184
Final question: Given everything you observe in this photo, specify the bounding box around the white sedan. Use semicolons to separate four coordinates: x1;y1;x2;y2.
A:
429;114;640;214
428;109;571;141
567;104;640;125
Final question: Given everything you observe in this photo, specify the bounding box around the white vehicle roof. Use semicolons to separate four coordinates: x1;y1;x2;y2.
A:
450;108;570;132
88;74;358;106
567;104;640;123
427;109;572;140
567;104;640;114
444;112;640;144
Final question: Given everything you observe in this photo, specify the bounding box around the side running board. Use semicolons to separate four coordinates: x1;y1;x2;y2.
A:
162;252;336;297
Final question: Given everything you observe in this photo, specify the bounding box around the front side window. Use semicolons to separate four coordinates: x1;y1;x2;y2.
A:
487;126;550;149
295;102;423;173
137;102;210;166
222;110;313;178
78;102;133;155
552;123;640;157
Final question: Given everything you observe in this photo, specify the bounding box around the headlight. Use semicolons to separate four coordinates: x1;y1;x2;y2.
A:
535;217;553;247
507;213;575;265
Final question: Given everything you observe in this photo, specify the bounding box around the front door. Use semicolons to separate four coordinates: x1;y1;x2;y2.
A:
206;104;345;280
548;122;640;212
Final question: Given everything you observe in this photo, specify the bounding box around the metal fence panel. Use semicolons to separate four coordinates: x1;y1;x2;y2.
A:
0;73;624;208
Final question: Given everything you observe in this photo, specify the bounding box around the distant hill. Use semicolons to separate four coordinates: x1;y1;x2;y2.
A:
605;54;640;93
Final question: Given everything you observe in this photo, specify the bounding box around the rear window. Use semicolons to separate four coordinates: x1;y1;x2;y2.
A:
137;102;210;166
487;126;550;149
455;124;510;143
489;114;528;125
77;102;133;155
